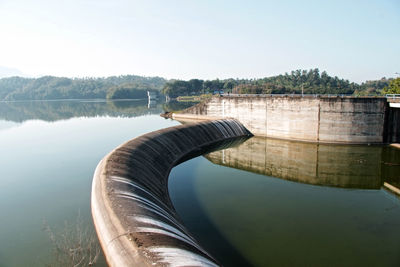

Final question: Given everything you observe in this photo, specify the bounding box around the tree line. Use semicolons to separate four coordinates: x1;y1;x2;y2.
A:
162;69;394;97
0;75;166;101
0;70;397;100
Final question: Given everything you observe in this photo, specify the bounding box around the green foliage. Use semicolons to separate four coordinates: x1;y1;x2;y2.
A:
354;78;391;96
232;69;358;95
162;78;233;97
382;78;400;94
106;83;158;99
1;71;393;100
162;69;385;97
162;80;194;97
0;75;166;100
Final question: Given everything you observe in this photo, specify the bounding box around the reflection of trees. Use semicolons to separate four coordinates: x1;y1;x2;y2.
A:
205;137;400;189
162;101;198;112
0;100;164;122
0;75;166;100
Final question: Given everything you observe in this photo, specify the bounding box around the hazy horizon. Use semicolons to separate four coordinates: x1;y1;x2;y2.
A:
1;0;399;83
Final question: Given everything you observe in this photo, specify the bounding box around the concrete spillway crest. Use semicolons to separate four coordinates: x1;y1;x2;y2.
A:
91;119;252;266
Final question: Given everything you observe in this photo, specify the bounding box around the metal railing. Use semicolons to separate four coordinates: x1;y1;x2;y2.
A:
386;94;400;99
220;93;354;98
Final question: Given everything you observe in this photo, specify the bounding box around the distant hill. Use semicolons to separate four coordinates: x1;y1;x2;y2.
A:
0;70;392;100
0;75;166;100
162;69;393;97
0;66;25;78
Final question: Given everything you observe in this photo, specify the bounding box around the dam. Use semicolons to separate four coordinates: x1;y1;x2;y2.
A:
172;95;400;144
91;96;400;266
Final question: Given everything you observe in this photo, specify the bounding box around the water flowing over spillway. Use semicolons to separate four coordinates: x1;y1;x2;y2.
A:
91;119;252;266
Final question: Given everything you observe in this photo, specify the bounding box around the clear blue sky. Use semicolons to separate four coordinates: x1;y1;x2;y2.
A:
0;0;399;82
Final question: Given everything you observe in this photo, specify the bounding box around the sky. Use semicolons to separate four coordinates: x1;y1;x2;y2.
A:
0;0;399;82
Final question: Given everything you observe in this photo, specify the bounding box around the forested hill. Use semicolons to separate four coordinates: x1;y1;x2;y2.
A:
0;75;166;100
162;69;391;97
0;70;392;100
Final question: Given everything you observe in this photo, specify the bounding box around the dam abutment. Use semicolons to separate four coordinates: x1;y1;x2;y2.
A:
173;95;397;144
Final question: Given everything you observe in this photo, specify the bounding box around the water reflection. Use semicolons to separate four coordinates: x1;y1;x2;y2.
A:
0;99;198;123
0;99;163;122
205;136;400;190
0;105;179;266
169;137;400;266
147;99;157;108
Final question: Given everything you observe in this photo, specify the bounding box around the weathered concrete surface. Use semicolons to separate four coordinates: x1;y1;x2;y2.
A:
205;136;383;189
387;107;400;143
173;95;389;144
91;119;251;267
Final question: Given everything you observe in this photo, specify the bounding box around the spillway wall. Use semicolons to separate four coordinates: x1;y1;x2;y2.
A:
173;95;389;144
91;119;251;266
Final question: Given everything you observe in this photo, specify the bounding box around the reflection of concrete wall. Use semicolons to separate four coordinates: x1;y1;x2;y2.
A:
205;137;383;189
382;146;400;188
174;96;388;144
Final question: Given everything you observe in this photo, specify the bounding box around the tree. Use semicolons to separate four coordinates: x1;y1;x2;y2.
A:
188;79;203;94
383;78;400;94
223;80;235;92
0;75;166;100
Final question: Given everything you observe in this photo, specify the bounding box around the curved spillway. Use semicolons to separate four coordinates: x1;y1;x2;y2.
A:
91;119;252;266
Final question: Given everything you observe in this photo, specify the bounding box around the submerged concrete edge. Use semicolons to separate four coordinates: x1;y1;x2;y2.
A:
91;119;252;266
383;182;400;196
390;143;400;150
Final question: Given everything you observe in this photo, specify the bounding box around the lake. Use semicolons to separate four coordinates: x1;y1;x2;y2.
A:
169;138;400;266
0;99;181;266
0;100;399;266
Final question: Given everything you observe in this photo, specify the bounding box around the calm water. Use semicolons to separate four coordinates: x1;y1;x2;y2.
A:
169;137;400;266
0;100;180;266
1;100;399;267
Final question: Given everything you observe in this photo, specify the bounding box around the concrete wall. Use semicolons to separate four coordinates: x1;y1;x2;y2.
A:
91;119;251;267
174;95;388;144
386;107;400;143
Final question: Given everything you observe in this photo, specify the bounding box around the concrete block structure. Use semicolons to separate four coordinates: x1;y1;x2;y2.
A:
173;95;399;144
